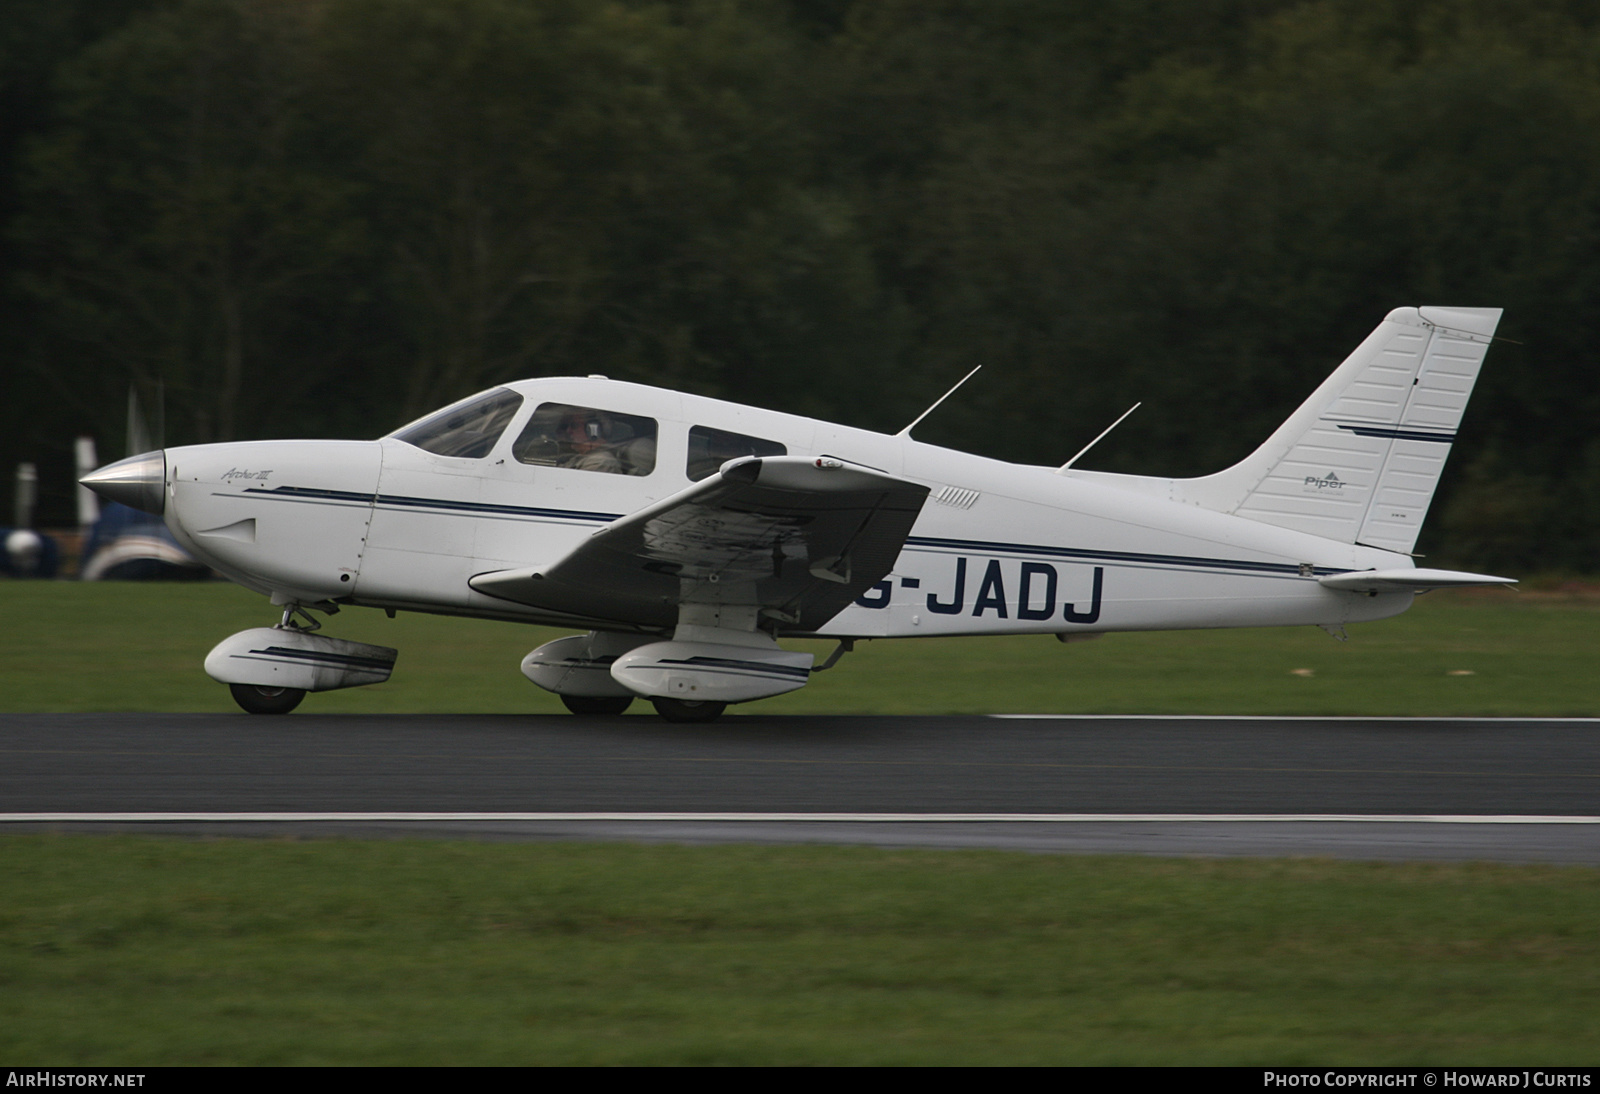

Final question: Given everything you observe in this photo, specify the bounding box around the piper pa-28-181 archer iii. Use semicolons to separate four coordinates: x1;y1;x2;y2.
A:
82;306;1515;722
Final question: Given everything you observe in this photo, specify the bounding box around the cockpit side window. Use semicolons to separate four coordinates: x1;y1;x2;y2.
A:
513;403;658;476
686;425;786;481
391;388;524;459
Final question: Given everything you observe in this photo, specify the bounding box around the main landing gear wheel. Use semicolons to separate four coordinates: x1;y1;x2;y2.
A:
228;684;306;715
651;697;728;724
560;694;634;716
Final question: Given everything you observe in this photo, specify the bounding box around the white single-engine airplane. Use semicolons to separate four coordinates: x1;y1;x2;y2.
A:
82;306;1515;721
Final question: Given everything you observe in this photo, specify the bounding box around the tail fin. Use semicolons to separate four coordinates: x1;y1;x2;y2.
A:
1177;306;1501;554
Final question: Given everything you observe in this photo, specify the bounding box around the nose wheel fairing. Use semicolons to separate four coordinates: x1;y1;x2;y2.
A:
205;627;398;696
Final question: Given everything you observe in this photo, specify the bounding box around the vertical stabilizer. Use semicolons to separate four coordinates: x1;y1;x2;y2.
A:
1177;306;1500;554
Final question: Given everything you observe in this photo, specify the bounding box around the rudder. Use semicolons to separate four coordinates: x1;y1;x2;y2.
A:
1178;306;1501;554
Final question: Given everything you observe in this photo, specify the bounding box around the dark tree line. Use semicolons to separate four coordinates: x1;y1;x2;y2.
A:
4;0;1598;571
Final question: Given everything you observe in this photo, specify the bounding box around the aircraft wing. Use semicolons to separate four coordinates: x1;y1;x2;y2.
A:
1317;568;1517;593
470;456;930;631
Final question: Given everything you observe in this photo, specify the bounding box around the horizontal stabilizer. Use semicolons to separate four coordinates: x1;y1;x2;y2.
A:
1317;568;1516;593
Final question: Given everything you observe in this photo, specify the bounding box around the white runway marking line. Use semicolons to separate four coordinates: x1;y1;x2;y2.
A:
3;813;1598;824
991;714;1600;723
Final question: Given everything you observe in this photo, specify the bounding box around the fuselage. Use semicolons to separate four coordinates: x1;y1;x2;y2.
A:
159;375;1415;638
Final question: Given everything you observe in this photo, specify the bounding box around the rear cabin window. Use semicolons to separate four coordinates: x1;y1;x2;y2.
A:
513;403;658;476
686;425;787;481
392;388;523;459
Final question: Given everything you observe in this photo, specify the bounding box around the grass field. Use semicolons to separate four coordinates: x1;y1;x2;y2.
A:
2;837;1598;1065
3;578;1598;715
4;578;1598;1064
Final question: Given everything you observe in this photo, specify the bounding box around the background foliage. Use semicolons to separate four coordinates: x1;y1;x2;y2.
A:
5;0;1597;571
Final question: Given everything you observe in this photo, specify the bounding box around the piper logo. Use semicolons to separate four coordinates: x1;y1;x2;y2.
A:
1304;471;1348;491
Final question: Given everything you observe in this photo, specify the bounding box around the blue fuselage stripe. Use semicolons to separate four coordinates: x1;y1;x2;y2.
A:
904;536;1346;577
242;485;1348;580
243;485;620;523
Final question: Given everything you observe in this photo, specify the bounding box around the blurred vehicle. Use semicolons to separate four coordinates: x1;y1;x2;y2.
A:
78;501;208;581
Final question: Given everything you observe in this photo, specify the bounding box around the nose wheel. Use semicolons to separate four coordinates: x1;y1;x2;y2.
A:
229;683;306;715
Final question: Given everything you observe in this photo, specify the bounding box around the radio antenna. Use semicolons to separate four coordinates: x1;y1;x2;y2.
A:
1056;402;1141;473
896;366;982;438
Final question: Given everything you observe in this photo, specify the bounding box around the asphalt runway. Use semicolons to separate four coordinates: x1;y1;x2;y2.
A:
3;712;1598;862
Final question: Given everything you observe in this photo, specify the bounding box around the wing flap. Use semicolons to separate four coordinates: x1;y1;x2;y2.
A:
471;456;929;631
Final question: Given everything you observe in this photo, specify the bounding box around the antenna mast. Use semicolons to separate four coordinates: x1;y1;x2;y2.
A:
1056;402;1141;473
896;366;982;438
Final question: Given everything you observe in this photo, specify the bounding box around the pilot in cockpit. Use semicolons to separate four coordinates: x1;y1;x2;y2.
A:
512;402;655;475
559;411;622;474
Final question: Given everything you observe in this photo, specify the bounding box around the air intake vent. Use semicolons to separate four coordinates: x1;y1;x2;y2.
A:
931;485;980;510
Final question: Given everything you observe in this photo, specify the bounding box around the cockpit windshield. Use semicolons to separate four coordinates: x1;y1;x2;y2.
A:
391;388;523;459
